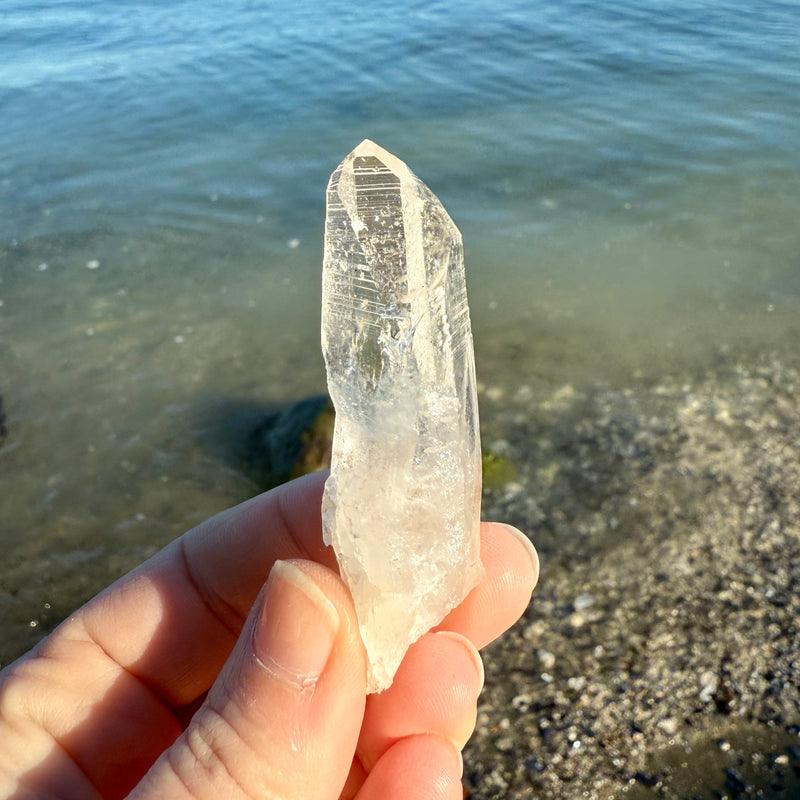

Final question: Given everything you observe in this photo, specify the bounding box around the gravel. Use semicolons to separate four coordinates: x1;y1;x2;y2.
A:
3;348;799;798
467;355;800;799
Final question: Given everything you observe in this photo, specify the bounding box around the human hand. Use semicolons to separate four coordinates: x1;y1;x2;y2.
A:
0;471;538;800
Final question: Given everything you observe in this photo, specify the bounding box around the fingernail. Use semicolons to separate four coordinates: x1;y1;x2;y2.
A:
498;523;539;576
254;560;340;685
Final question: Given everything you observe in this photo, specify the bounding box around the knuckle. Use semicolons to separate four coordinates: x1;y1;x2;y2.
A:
168;706;259;800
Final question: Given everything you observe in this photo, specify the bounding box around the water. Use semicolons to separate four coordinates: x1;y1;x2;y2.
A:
1;0;799;659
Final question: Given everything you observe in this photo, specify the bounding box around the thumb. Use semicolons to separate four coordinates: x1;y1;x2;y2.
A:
129;560;367;800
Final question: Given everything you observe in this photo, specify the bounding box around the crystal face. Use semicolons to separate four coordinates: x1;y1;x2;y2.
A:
321;140;483;693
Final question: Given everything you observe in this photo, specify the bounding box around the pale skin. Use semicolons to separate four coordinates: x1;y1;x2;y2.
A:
0;470;539;800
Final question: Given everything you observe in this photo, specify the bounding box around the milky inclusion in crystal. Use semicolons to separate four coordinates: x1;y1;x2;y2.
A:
321;139;484;693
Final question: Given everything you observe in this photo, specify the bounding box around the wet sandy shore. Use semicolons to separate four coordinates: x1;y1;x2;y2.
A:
468;354;800;799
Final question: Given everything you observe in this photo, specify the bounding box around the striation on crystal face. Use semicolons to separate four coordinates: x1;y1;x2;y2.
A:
321;139;484;693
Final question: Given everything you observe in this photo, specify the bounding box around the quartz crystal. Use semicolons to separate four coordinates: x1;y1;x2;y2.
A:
321;139;484;693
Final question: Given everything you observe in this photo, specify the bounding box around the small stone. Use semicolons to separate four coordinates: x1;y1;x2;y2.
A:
568;611;587;628
537;649;556;669
725;768;750;794
574;592;596;610
512;692;533;712
515;385;534;402
657;717;680;736
524;621;546;640
552;384;576;404
86;259;100;270
485;386;504;402
714;405;733;426
698;671;718;704
525;757;546;774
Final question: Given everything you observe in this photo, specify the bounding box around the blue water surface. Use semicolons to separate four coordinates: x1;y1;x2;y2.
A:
2;0;798;250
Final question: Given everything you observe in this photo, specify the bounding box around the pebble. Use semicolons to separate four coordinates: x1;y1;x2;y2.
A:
511;692;533;712
514;385;534;402
698;671;718;704
537;649;556;669
485;386;505;402
86;259;100;269
655;716;678;736
568;611;587;628
573;592;596;611
552;383;576;403
525;757;546;774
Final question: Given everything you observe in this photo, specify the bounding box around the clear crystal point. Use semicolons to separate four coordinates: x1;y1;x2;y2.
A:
321;140;483;693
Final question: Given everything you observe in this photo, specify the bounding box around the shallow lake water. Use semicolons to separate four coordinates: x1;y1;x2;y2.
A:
1;0;799;680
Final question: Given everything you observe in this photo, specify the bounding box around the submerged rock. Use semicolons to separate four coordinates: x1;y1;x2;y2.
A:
248;394;333;489
248;395;521;498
